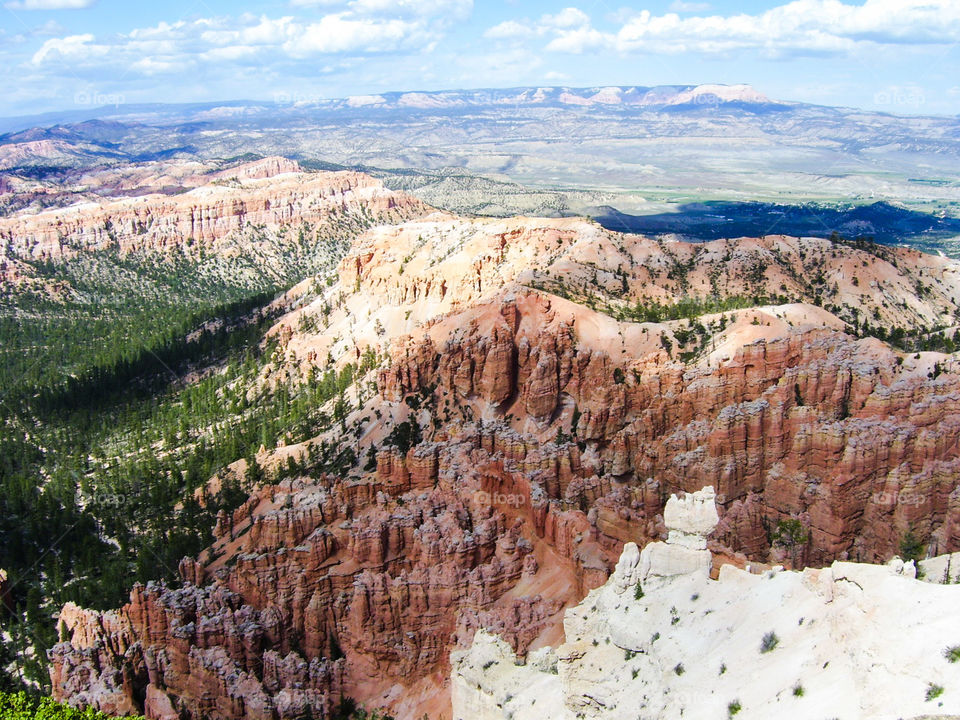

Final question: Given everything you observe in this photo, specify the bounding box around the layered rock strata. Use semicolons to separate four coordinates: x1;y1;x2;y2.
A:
0;157;428;261
47;212;960;719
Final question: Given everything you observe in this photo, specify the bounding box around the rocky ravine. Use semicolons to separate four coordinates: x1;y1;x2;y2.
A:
452;487;960;720
48;214;960;719
0;156;428;277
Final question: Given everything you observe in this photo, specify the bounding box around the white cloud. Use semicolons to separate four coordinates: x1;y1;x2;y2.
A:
129;56;186;75
5;0;94;8
486;6;606;53
541;7;590;30
284;14;425;55
289;0;343;7
617;0;960;55
668;1;711;12
485;0;960;58
484;20;534;40
545;26;607;54
31;33;107;64
348;0;471;18
289;0;472;19
28;2;459;75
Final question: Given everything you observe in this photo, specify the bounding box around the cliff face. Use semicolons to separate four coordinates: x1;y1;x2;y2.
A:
50;467;576;720
49;292;960;719
451;488;960;720
378;291;960;566
0;157;428;262
47;211;960;719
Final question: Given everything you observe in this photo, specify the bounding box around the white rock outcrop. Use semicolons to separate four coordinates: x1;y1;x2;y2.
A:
639;486;719;582
452;486;960;720
920;551;960;584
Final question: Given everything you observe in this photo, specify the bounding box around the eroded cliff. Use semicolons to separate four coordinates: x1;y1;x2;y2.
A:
47;212;960;719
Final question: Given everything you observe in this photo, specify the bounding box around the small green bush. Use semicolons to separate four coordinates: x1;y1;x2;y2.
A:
728;700;742;717
792;684;804;697
760;631;779;654
0;691;143;720
945;646;960;664
634;581;644;600
926;684;945;702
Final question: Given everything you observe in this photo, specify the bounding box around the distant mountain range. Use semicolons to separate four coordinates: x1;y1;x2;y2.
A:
290;83;777;111
1;83;959;256
0;84;781;134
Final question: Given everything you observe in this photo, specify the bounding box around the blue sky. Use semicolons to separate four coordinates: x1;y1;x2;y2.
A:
1;0;958;117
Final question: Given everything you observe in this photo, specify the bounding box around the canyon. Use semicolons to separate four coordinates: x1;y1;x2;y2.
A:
0;156;428;296
40;167;960;719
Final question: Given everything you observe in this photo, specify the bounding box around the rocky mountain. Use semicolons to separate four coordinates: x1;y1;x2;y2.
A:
452;487;960;720
43;198;960;719
0;84;778;138
0;156;428;303
2;85;960;255
297;84;777;111
0;156;424;263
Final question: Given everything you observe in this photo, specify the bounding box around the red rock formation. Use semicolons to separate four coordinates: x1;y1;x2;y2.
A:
377;294;960;566
48;211;960;720
0;159;428;262
50;474;562;719
50;303;960;717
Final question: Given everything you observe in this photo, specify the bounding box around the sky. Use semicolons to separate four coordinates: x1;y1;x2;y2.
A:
0;0;959;118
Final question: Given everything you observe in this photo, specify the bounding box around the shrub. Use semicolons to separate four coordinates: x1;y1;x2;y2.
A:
760;631;779;654
946;646;960;664
0;691;143;720
792;684;804;697
634;581;644;600
674;663;685;676
900;530;926;565
728;700;742;717
926;684;945;702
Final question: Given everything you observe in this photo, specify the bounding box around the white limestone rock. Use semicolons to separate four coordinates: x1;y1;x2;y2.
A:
611;541;640;595
920;551;960;584
450;630;565;720
638;486;719;582
453;485;960;720
663;485;720;549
